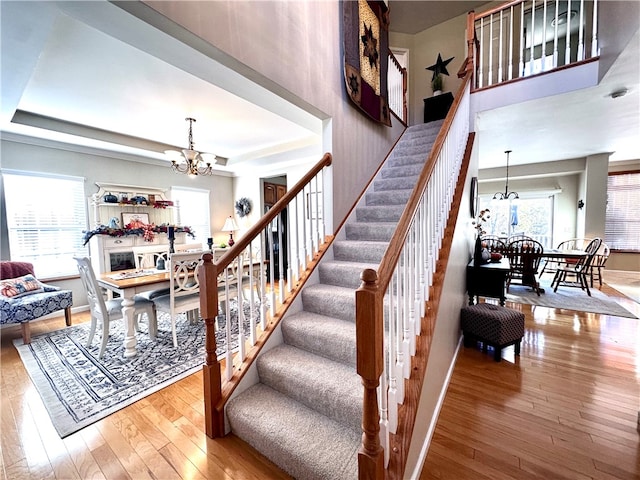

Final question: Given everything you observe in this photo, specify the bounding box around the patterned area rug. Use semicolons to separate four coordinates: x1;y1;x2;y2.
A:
14;302;261;438
505;278;638;319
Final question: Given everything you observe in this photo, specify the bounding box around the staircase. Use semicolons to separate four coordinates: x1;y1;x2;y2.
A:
226;120;444;479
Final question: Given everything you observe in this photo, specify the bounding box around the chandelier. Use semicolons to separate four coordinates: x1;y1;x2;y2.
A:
165;117;215;176
493;150;519;200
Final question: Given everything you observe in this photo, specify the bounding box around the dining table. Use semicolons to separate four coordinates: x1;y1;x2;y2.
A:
98;256;266;357
467;248;589;304
98;268;170;357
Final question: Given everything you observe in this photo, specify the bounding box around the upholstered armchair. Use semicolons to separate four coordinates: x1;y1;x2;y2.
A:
0;261;72;343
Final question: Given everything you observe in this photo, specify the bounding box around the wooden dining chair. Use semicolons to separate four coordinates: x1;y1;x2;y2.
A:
504;239;544;295
132;245;171;300
74;256;157;358
481;235;506;253
589;241;610;287
551;238;602;296
540;237;592;276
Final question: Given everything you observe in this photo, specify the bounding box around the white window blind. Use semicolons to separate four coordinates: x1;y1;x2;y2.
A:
171;186;210;246
605;171;640;252
2;170;88;278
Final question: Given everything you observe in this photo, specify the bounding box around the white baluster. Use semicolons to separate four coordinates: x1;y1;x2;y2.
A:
565;0;572;65
519;4;525;76
498;10;504;82
591;0;599;57
488;13;494;85
553;0;559;67
577;0;585;60
508;6;514;80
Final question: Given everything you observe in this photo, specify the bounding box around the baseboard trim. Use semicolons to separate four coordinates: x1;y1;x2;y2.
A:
408;333;463;480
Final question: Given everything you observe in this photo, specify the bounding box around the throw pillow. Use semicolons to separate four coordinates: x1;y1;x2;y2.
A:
0;274;45;298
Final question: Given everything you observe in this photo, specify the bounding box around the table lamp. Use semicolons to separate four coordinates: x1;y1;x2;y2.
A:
222;216;239;246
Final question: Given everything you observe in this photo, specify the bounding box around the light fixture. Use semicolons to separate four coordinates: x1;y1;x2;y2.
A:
493;150;519;200
578;199;585;209
222;216;239;246
610;88;628;99
551;9;577;27
165;117;215;177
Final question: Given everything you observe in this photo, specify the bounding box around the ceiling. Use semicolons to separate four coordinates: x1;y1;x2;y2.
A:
1;1;639;176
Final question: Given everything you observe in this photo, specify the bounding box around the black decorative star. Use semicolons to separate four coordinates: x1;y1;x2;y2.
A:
348;73;359;95
360;22;379;69
426;53;454;80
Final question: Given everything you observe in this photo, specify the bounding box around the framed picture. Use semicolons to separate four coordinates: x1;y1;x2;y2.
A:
122;212;149;227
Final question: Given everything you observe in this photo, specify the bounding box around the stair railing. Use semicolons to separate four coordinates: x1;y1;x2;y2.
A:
388;50;407;123
198;153;333;438
469;0;599;90
356;73;472;479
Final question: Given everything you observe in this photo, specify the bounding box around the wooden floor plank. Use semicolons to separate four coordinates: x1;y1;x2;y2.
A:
2;282;638;480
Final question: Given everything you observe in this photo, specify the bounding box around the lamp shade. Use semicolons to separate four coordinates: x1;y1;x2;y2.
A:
222;216;239;232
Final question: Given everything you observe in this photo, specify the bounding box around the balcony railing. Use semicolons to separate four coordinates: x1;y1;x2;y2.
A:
468;0;599;90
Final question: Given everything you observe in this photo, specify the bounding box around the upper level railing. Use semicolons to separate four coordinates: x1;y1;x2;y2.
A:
468;0;599;90
197;153;332;438
356;72;473;479
388;51;408;123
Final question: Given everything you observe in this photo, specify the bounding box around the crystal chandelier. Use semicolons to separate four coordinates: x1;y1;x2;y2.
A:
493;150;519;200
165;117;215;177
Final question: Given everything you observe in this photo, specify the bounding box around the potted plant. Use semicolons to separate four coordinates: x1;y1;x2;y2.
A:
431;73;443;96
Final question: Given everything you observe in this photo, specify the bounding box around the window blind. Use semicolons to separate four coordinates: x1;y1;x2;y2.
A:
605;171;640;252
3;170;88;278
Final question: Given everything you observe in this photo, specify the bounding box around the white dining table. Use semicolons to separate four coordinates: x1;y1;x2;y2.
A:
98;269;170;357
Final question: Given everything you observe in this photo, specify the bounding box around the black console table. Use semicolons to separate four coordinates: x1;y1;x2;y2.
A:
423;92;454;123
466;258;510;306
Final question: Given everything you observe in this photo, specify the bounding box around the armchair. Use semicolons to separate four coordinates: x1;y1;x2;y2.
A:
0;261;72;344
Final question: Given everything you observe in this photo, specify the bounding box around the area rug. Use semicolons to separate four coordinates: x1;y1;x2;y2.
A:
13;302;261;438
505;278;638;319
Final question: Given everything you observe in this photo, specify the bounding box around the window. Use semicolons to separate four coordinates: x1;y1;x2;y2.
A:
171;187;210;246
606;171;640;252
479;195;554;248
2;170;88;278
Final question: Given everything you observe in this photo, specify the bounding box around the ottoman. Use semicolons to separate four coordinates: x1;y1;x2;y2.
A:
460;303;525;361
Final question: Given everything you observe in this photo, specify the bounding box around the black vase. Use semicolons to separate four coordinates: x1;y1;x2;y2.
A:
473;235;483;267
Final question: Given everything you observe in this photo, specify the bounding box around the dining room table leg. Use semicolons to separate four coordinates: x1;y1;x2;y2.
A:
122;296;138;357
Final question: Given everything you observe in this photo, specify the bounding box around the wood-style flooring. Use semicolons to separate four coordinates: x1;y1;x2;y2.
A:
1;280;638;479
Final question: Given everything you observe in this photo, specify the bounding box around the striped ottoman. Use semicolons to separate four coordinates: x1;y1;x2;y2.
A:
460;303;525;362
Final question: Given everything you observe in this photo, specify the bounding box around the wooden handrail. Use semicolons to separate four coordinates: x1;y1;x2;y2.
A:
376;72;471;288
198;152;332;438
214;152;332;273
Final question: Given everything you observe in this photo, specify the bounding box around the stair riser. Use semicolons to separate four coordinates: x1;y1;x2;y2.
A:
380;163;424;179
374;177;419;192
302;289;355;322
333;241;388;263
355;205;404;222
365;190;411;205
345;223;396;241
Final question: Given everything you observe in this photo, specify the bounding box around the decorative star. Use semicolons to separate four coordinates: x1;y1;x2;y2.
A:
361;22;379;69
348;73;359;95
426;53;454;80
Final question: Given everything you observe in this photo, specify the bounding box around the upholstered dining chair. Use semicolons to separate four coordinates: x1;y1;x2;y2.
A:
74;257;157;358
504;239;544;295
551;238;602;296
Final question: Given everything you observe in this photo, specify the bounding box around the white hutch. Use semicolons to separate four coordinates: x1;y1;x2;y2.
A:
88;183;187;275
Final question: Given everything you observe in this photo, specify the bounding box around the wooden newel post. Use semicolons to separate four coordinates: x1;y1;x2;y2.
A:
356;268;384;480
198;253;224;438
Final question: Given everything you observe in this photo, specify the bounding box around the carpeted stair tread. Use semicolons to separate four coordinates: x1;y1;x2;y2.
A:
374;176;423;191
319;260;379;289
356;204;405;222
226;383;359;480
386;152;429;168
282;311;356;366
365;189;412;205
257;345;362;431
302;284;355;321
345;221;397;241
380;162;425;179
333;240;388;263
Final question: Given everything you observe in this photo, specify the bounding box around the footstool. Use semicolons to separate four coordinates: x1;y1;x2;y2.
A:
460;303;525;361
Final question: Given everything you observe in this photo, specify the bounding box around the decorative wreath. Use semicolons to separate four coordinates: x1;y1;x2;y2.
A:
235;197;252;217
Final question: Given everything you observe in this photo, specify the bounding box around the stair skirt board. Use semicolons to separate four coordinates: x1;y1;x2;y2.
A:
226;121;444;479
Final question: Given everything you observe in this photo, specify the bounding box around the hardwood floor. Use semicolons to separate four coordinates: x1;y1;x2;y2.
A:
420;282;640;480
1;281;638;479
